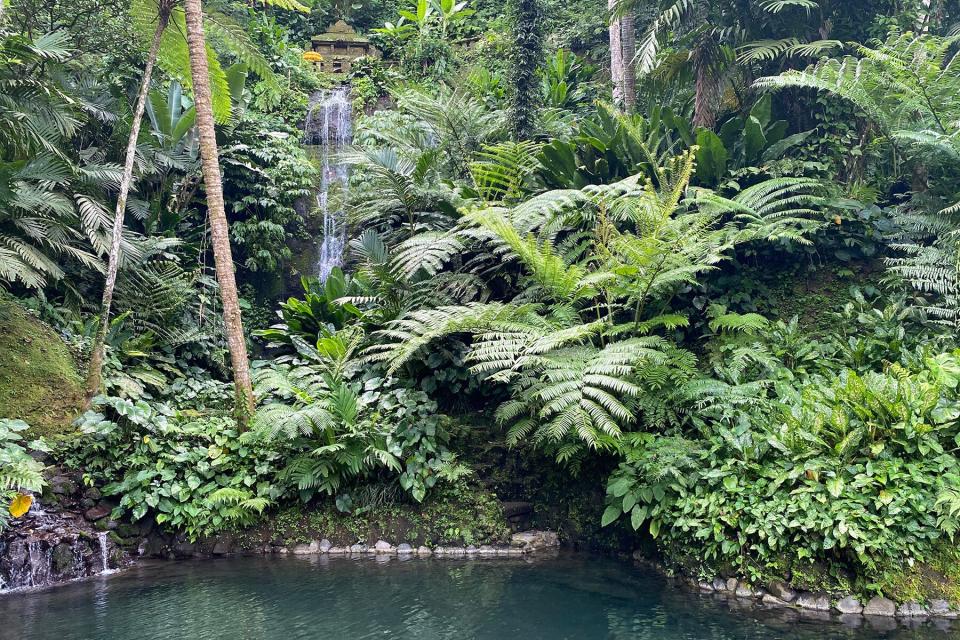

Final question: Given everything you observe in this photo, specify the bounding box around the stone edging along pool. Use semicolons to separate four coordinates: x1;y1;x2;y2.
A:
250;530;560;558
660;561;960;623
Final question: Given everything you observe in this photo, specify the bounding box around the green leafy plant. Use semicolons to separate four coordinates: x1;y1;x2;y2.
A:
602;339;960;590
57;397;285;539
0;419;46;531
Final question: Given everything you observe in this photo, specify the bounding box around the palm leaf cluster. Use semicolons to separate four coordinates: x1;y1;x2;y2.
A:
0;30;125;290
129;0;305;123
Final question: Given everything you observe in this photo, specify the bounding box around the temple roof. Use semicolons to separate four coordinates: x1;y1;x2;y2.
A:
311;20;371;44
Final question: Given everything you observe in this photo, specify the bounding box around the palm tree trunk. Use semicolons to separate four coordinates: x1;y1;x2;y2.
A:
608;0;636;112
85;6;170;402
183;0;256;423
620;9;636;113
609;0;623;107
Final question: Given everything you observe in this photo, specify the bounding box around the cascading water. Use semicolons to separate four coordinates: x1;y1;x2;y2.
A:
303;87;352;281
98;532;115;575
1;490;126;591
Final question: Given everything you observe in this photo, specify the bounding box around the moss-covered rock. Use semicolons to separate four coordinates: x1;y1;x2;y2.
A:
223;480;512;551
0;299;83;436
881;545;960;608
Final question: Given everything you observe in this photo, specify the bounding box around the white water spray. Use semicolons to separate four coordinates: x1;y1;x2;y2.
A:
98;532;115;575
303;87;352;281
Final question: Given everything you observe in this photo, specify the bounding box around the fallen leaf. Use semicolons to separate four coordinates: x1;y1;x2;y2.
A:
9;493;32;518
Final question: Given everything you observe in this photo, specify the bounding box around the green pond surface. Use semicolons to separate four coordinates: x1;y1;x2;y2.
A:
1;554;957;639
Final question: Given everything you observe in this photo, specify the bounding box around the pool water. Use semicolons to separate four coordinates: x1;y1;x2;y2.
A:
1;554;955;639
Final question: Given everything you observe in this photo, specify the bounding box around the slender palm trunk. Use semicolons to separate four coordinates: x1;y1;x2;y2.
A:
620;9;636;113
85;7;170;402
609;0;623;106
183;0;256;423
608;0;636;113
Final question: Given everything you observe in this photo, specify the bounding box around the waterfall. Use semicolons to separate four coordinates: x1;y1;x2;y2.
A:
303;87;352;281
98;532;115;575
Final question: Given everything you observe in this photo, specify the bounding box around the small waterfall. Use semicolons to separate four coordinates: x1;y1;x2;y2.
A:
18;541;52;589
303;87;352;281
98;532;115;575
2;476;130;592
28;496;46;516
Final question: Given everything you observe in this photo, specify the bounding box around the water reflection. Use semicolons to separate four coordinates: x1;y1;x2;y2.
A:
1;554;956;640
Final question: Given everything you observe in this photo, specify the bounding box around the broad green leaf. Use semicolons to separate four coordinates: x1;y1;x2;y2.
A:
601;504;621;527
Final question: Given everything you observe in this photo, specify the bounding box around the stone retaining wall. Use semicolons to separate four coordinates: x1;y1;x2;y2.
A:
654;557;960;628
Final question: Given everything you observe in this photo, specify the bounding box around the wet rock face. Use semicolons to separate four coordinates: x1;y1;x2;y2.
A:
0;530;101;590
1;469;129;592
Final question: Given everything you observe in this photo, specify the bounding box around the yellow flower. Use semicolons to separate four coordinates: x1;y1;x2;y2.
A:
303;51;323;62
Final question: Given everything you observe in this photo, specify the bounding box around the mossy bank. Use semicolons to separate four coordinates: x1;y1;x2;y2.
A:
0;300;83;437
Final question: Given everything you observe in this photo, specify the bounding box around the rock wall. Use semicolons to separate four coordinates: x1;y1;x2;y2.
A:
0;469;129;592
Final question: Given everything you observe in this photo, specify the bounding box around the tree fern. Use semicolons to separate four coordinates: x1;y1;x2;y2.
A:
468;140;542;204
757;33;960;325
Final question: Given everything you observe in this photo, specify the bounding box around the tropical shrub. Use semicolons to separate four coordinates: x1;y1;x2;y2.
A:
251;329;471;505
221;110;317;275
602;349;960;588
57;397;285;539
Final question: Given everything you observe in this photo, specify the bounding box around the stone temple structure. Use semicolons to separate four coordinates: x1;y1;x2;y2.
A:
308;20;379;75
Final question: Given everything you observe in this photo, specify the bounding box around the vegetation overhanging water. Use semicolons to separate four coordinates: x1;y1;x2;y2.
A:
3;0;960;633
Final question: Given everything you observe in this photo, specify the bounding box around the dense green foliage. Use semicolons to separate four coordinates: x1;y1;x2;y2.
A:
602;299;960;588
3;0;960;604
0;419;45;530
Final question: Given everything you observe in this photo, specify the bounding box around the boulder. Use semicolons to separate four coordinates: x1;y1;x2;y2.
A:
292;541;320;555
211;540;232;555
735;584;754;599
795;592;831;611
49;475;78;496
374;540;394;554
510;530;559;552
725;578;739;593
712;577;728;592
863;596;897;617
349;543;367;554
83;504;111;522
897;602;928;618
762;594;788;607
767;579;797;603
172;540;196;558
698;581;715;592
138;535;167;558
929;599;954;617
835;596;863;615
318;539;332;553
396;543;413;554
416;546;433;556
